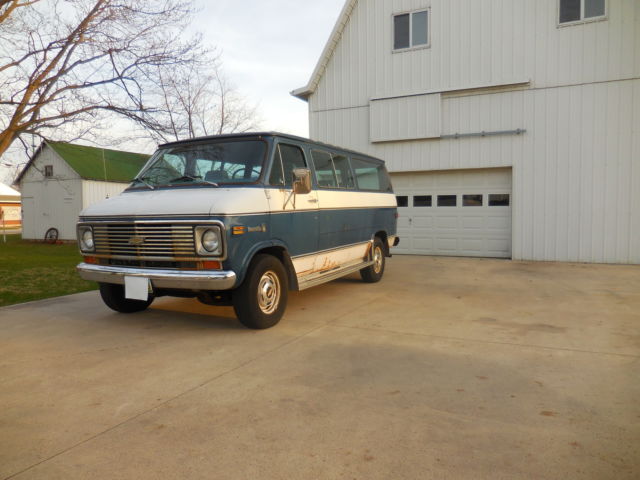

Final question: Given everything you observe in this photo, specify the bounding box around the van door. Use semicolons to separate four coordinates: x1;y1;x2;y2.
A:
266;142;319;262
310;149;372;269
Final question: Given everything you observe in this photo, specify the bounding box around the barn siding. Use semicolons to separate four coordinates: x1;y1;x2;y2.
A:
311;0;639;112
305;0;639;264
20;179;83;241
19;145;82;240
19;145;135;240
81;180;130;209
21;145;79;183
370;93;442;142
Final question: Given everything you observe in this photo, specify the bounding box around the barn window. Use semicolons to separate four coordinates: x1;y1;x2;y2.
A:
44;165;53;177
393;9;429;51
559;0;606;24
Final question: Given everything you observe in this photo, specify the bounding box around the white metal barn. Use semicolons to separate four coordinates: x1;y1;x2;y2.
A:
293;0;640;264
15;142;149;241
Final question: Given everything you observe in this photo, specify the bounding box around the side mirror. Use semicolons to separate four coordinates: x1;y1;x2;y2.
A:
292;168;312;194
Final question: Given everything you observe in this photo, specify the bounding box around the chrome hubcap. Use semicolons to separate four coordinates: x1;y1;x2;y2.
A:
257;271;280;315
373;246;383;274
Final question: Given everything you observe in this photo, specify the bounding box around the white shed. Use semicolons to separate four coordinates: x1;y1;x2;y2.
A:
293;0;640;264
15;142;149;241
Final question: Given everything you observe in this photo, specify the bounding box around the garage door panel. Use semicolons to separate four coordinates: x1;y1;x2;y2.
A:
460;238;484;253
397;217;411;228
436;237;459;252
411;237;434;252
487;238;510;255
461;216;484;230
412;217;433;228
435;216;459;229
392;168;512;258
487;216;510;230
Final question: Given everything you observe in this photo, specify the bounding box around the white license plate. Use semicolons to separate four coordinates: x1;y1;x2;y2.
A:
124;276;151;301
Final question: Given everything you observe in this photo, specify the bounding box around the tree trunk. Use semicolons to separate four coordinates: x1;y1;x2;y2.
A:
0;130;17;159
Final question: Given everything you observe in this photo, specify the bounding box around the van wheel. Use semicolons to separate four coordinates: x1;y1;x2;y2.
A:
233;254;288;329
360;237;386;283
99;283;154;313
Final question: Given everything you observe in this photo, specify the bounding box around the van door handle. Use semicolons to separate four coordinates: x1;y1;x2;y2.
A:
308;198;318;203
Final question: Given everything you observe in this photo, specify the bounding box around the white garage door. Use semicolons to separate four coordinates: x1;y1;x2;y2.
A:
391;168;512;258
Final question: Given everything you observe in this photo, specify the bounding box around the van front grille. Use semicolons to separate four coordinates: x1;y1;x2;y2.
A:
93;223;196;259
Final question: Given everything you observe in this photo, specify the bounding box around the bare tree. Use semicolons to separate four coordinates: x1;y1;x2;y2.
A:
0;0;204;158
146;56;260;144
0;0;39;24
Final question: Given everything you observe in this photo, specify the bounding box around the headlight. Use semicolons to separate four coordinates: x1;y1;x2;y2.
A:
78;226;94;252
195;226;223;256
202;230;220;252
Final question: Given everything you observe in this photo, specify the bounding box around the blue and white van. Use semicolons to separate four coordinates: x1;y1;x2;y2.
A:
77;133;399;329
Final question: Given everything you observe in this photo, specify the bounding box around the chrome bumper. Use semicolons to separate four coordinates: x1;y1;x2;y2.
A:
388;235;400;248
77;263;237;290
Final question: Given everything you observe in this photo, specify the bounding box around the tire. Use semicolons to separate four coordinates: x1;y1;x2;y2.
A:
44;227;59;244
360;237;386;283
232;254;288;329
99;283;154;313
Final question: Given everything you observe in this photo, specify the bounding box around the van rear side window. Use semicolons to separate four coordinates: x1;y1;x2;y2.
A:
351;157;392;192
311;150;337;187
311;150;356;189
332;154;355;188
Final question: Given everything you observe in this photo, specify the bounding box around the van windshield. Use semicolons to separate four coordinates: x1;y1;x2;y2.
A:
131;140;267;188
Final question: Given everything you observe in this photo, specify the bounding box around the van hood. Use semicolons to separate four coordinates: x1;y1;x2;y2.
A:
80;187;269;218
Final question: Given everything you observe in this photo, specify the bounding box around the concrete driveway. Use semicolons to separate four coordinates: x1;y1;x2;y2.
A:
1;256;638;480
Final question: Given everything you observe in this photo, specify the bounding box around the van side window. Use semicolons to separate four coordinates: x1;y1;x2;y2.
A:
311;150;337;188
351;157;392;192
311;150;356;189
269;143;307;187
332;154;355;189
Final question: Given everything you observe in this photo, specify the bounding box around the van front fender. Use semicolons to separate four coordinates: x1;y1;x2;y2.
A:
232;239;298;290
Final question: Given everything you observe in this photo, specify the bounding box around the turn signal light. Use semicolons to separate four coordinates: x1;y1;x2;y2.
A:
199;261;222;270
84;256;98;264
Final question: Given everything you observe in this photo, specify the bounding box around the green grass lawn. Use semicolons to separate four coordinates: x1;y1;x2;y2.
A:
0;234;96;307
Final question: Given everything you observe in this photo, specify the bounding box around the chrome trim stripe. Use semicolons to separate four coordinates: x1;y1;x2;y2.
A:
77;264;237;290
290;240;371;260
78;219;224;224
297;259;374;291
79;206;397;222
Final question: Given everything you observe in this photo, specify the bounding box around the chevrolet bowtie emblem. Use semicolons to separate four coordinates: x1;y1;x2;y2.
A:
128;236;146;246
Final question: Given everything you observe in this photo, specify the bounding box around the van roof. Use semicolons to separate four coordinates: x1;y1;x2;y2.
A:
159;132;386;164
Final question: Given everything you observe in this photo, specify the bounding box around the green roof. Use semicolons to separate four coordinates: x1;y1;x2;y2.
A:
48;142;150;183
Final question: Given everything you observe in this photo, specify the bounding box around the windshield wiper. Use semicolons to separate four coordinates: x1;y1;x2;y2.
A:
132;176;155;190
169;175;219;187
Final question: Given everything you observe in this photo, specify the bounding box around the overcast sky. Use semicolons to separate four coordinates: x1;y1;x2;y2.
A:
195;0;345;137
0;0;345;183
